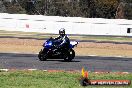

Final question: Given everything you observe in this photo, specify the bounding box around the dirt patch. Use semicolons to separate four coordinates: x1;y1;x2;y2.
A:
0;38;132;57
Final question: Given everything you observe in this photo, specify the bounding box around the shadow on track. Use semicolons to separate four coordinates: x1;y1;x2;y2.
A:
41;59;80;62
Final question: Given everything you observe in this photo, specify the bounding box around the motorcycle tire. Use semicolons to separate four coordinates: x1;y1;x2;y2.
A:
38;50;47;61
64;49;75;62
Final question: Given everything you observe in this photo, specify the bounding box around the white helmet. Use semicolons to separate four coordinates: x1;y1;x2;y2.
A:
59;28;65;36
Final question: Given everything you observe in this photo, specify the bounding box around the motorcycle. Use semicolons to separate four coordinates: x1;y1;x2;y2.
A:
38;37;78;62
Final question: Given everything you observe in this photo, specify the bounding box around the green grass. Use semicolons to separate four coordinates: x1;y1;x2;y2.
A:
82;36;132;42
0;30;132;42
0;71;131;88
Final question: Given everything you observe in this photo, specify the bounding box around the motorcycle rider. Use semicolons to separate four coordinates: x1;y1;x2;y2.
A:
55;28;70;50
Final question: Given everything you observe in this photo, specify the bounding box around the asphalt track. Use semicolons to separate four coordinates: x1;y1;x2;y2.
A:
0;53;132;72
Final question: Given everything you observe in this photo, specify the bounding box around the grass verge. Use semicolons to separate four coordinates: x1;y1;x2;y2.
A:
0;70;131;88
1;30;132;42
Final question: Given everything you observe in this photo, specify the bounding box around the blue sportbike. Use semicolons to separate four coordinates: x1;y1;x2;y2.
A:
38;37;78;62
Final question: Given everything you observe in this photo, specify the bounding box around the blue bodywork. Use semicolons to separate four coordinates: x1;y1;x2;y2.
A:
43;41;52;48
43;40;78;49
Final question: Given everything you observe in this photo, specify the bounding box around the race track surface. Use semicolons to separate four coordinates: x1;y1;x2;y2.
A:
0;53;132;72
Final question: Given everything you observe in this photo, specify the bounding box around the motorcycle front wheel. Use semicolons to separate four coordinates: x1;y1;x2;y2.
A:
38;49;47;61
64;49;75;62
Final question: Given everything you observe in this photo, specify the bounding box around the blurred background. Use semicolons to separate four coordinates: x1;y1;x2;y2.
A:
0;0;132;19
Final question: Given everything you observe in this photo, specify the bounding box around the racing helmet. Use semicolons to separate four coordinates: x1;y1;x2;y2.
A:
59;28;65;36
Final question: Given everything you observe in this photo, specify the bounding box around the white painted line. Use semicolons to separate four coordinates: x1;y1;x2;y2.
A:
88;55;98;57
115;56;124;58
28;69;37;71
0;69;130;74
43;70;48;72
11;52;38;54
0;69;9;72
88;55;132;58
